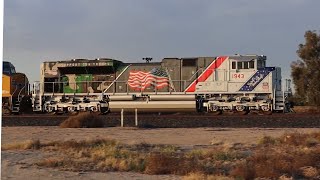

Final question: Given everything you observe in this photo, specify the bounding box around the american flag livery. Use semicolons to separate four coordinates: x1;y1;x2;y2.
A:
128;67;170;91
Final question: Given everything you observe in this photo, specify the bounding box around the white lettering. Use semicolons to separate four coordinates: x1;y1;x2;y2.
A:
247;74;264;87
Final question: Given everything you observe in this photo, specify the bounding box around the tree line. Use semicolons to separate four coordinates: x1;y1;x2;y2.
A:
291;30;320;106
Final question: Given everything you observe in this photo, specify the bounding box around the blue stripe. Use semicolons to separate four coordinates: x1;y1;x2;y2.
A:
239;67;275;91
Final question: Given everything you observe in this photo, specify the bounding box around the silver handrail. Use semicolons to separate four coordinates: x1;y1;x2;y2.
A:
187;68;203;81
17;85;26;101
165;67;176;92
103;64;131;93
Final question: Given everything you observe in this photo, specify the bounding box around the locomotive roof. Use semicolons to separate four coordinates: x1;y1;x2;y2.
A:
124;62;162;65
42;54;266;64
43;58;122;63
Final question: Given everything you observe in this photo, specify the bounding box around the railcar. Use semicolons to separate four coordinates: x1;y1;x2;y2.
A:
2;61;31;115
32;54;290;114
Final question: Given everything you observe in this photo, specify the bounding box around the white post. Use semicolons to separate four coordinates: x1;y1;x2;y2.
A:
121;109;124;127
135;108;138;126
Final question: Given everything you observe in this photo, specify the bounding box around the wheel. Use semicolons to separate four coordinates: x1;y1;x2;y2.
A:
210;110;222;115
238;110;250;115
224;110;236;115
236;105;249;115
2;107;11;115
48;112;56;115
100;107;110;115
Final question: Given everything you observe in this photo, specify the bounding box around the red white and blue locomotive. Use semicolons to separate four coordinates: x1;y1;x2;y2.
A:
31;54;290;114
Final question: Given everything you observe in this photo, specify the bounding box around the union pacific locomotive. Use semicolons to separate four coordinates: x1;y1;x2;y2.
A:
2;61;31;115
31;54;291;115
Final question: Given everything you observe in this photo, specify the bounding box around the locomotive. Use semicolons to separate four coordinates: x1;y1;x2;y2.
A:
2;61;31;115
31;54;290;115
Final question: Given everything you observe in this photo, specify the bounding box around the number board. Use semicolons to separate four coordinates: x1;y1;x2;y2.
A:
232;73;244;79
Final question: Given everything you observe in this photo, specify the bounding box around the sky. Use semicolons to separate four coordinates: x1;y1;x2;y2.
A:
3;0;320;83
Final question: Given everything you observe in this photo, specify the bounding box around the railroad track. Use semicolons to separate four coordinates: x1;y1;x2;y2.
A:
2;111;318;117
2;113;320;128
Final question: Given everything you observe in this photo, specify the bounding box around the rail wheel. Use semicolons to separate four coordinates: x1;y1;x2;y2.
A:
100;108;110;115
224;110;235;115
210;110;222;115
2;107;11;115
48;110;56;115
236;105;249;115
238;110;250;115
260;105;272;115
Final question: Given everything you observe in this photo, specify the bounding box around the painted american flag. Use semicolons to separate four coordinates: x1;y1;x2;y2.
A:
128;67;170;91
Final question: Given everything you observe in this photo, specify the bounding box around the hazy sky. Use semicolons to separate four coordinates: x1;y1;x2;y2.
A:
4;0;320;82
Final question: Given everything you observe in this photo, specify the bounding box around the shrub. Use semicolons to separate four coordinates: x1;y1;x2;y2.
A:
145;153;180;174
231;147;320;179
60;112;104;128
258;136;277;146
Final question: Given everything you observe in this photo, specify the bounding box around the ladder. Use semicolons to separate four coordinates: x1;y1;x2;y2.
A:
32;82;42;112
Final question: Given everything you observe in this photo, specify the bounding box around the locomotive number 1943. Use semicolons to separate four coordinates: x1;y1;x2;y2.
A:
232;73;244;78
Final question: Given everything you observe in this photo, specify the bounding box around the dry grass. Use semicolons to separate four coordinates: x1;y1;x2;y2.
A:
37;157;65;167
145;153;182;174
183;172;233;180
2;139;41;150
59;112;104;128
231;131;320;179
2;131;320;179
293;106;320;113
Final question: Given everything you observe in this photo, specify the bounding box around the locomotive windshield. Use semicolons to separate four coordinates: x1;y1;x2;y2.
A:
3;61;16;75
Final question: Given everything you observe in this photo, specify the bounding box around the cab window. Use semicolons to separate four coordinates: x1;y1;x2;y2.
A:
232;62;236;69
244;62;249;69
249;61;255;68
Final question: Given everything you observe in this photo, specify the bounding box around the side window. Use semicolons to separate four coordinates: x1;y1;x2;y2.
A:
237;62;243;69
249;61;255;69
257;60;262;68
232;62;236;69
182;58;197;66
244;62;249;69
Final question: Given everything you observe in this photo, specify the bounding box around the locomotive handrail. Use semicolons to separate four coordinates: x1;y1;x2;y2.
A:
187;68;203;81
17;85;26;102
165;67;176;92
12;85;18;98
103;64;131;93
40;79;195;94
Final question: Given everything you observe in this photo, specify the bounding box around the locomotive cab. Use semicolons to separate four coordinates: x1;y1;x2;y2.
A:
198;55;284;114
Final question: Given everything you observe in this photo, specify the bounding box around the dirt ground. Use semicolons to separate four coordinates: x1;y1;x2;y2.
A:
1;127;320;179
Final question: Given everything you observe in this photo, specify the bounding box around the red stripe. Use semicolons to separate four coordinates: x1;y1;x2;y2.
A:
185;56;228;92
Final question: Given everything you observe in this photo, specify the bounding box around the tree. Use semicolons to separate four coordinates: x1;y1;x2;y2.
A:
291;30;320;106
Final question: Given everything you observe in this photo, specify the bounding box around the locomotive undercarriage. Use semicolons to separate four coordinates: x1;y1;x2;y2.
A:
38;92;275;115
198;94;273;115
41;94;109;115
